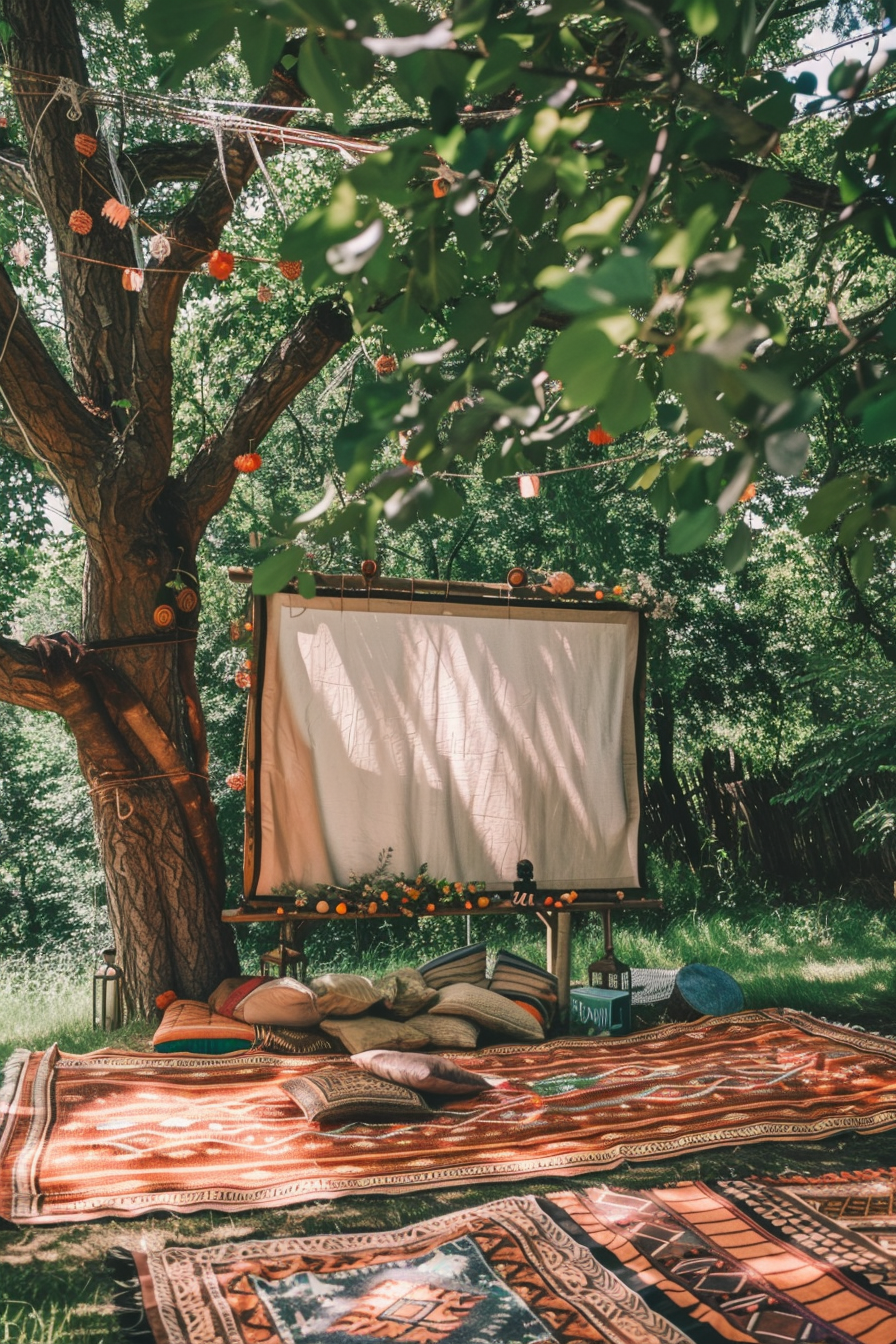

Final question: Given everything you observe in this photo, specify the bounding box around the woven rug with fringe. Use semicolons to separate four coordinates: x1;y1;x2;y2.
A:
110;1169;896;1343
3;1009;896;1225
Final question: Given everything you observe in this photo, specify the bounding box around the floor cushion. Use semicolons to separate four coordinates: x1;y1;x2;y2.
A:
253;1025;346;1055
351;1049;492;1096
216;977;322;1028
280;1068;433;1124
404;1012;480;1050
489;949;558;1023
320;1014;430;1054
374;967;438;1019
152;1000;255;1055
419;942;488;990
309;973;383;1017
429;984;545;1041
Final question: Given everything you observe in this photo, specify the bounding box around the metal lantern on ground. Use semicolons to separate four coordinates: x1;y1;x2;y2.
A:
93;948;124;1031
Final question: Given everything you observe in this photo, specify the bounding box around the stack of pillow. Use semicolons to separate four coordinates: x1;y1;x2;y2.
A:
200;943;559;1055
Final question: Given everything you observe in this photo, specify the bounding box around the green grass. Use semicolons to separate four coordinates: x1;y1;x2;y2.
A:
1;903;895;1340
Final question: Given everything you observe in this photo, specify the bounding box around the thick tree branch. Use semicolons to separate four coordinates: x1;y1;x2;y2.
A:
180;298;353;541
0;265;102;525
123;140;219;201
0;638;60;713
703;156;839;212
0;146;40;207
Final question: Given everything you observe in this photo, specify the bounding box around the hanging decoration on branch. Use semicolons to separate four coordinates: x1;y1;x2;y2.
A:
234;451;262;474
153;603;176;630
74;132;97;158
225;770;246;792
102;197;131;229
518;474;540;498
122;267;144;292
68;209;92;235
148;233;171;260
256;283;272;303
588;424;615;447
208;249;235;281
9;240;31;267
374;353;398;375
277;259;302;281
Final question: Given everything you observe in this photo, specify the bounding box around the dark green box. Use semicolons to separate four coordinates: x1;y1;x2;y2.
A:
569;987;631;1036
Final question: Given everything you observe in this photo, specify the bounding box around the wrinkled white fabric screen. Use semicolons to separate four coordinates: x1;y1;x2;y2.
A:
251;594;642;893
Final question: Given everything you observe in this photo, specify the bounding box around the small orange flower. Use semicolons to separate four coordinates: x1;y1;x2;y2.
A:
276;907;284;915
594;589;604;600
588;425;614;447
380;891;389;902
612;584;623;596
663;343;676;357
375;353;398;374
453;881;464;892
739;482;756;503
464;900;473;910
208;249;235;281
368;901;378;915
425;903;436;913
433;177;450;198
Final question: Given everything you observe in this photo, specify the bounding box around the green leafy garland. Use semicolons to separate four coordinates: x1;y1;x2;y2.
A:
272;850;492;918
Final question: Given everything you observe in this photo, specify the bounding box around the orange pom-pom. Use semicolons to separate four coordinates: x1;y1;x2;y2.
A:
335;902;348;915
612;584;623;596
122;267;144;292
587;424;614;447
153;603;175;629
155;989;177;1011
208;249;235;280
68;209;93;235
225;770;246;791
278;259;303;280
433;178;450;198
425;903;436;913
102;197;131;229
739;482;756;503
594;589;604;600
375;353;398;374
233;452;262;474
74;133;97;157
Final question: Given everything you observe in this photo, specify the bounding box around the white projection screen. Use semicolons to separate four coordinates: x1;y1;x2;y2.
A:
243;587;645;897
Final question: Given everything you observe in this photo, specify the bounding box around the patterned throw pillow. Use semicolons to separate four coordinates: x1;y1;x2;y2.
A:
213;978;322;1028
280;1068;433;1123
419;943;488;991
404;1013;480;1050
489;950;558;1024
351;1050;491;1096
429;984;545;1041
309;973;384;1017
254;1025;345;1055
319;1015;430;1054
374;967;438;1019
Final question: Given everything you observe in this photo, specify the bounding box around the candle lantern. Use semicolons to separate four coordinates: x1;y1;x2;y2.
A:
93;948;124;1031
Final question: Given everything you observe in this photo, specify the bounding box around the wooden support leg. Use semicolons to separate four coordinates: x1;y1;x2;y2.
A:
554;910;571;1031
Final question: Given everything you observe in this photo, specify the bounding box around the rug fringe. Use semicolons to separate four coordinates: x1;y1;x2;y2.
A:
106;1248;155;1343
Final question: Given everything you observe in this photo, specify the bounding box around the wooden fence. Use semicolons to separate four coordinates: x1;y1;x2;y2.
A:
642;752;896;891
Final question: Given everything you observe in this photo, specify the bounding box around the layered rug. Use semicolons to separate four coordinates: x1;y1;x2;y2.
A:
3;1009;896;1225
113;1171;896;1343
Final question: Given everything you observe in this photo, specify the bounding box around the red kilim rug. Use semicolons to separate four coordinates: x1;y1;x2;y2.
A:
2;1009;896;1225
114;1171;896;1343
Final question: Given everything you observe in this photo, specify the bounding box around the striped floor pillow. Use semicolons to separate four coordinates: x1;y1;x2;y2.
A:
489;950;558;1023
152;1000;256;1055
419;942;488;991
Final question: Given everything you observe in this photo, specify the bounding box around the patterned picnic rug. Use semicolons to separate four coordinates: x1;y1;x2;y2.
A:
3;1009;896;1225
113;1171;896;1343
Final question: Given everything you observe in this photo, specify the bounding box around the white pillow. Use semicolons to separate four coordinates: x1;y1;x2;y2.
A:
238;979;322;1027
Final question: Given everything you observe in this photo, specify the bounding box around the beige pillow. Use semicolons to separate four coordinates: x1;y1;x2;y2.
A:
405;1012;480;1050
419;942;487;990
352;1050;491;1096
429;984;544;1041
310;973;383;1017
320;1015;430;1054
237;979;322;1028
375;967;438;1019
281;1070;432;1124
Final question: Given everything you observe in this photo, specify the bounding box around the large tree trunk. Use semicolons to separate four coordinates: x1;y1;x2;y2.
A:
0;0;351;1015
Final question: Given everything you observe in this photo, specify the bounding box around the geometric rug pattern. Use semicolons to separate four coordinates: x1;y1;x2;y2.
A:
3;1009;896;1224
115;1172;896;1343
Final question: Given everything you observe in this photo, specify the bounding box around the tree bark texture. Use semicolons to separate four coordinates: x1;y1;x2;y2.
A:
0;0;349;1013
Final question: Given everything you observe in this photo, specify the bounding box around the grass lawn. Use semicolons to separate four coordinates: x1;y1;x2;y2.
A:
1;903;894;1341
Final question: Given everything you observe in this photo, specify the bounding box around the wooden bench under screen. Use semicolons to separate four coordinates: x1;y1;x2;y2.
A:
225;569;662;1021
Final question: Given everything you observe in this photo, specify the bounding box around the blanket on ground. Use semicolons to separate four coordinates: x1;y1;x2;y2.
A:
2;1009;896;1225
113;1168;896;1343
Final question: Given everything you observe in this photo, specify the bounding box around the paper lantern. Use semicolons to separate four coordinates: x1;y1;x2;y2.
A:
587;424;614;447
507;566;527;587
225;771;246;791
149;233;171;260
208;249;234;280
375;353;398;374
433;177;449;197
122;267;144;292
277;258;302;280
74;132;97;157
102;197;131;229
257;283;272;302
544;571;575;595
9;240;30;266
233;452;262;474
68;209;93;235
93;949;123;1032
518;474;540;498
153;602;175;629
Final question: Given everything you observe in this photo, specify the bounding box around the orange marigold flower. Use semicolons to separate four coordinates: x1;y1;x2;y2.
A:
587;424;614;447
612;584;623;596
